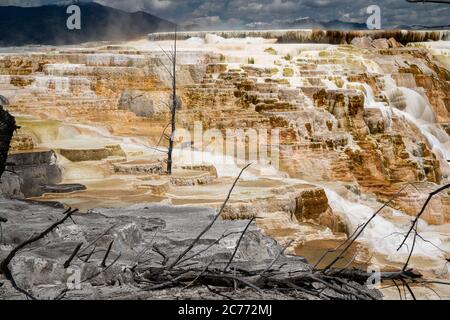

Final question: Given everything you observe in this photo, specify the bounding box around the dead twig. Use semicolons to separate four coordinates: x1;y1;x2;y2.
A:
402;225;419;271
261;240;294;275
204;284;234;300
322;182;427;272
397;184;449;253
312;224;363;271
223;217;255;272
392;279;403;300
84;245;96;263
63;242;83;269
183;259;214;290
80;253;122;285
101;240;114;268
152;245;169;266
0;208;77;300
167;163;251;269
402;279;417;300
78;224;117;255
178;231;242;266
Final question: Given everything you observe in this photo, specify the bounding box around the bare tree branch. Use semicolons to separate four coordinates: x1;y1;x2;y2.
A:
158;45;175;65
166;27;178;175
78;224;117;255
178;231;243;265
152;245;169;266
101;240;115;268
397;184;449;253
0;208;78;300
261;240;294;275
63;242;83;269
223;217;255;272
167;163;251;269
322;182;420;271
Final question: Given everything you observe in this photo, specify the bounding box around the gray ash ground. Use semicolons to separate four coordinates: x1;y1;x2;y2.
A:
0;196;381;300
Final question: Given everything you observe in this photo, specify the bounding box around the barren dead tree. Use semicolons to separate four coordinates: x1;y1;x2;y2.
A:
158;28;178;175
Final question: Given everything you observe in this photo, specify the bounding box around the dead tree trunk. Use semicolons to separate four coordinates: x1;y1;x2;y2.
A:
0;100;18;180
165;28;177;175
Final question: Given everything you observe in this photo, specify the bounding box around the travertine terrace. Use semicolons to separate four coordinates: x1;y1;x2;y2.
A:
0;32;449;298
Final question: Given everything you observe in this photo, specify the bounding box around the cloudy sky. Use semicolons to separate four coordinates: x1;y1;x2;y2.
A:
1;0;449;28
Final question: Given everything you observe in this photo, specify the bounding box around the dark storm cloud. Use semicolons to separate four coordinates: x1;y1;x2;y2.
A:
1;0;449;27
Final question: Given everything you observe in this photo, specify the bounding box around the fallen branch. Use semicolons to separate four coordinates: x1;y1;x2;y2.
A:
78;224;117;255
0;208;77;300
178;231;242;266
56;252;122;300
183;259;214;290
167;163;251;269
326;268;423;284
312;224;363;271
84;245;96;263
261;240;294;275
223;217;255;272
205;284;234;300
397;184;449;252
101;240;114;268
152;245;169;266
63;242;83;269
137;265;388;299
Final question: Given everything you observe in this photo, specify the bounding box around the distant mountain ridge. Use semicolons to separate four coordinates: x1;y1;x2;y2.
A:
396;24;450;30
242;17;450;31
243;17;368;31
0;2;175;46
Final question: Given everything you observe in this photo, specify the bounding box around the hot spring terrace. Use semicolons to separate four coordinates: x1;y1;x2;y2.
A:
148;29;450;44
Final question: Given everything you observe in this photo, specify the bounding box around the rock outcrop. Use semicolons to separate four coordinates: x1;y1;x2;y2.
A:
1;149;62;198
118;90;163;118
59;145;126;162
0;102;17;180
350;37;404;49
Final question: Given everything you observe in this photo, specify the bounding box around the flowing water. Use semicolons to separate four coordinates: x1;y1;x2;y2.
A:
356;77;450;176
